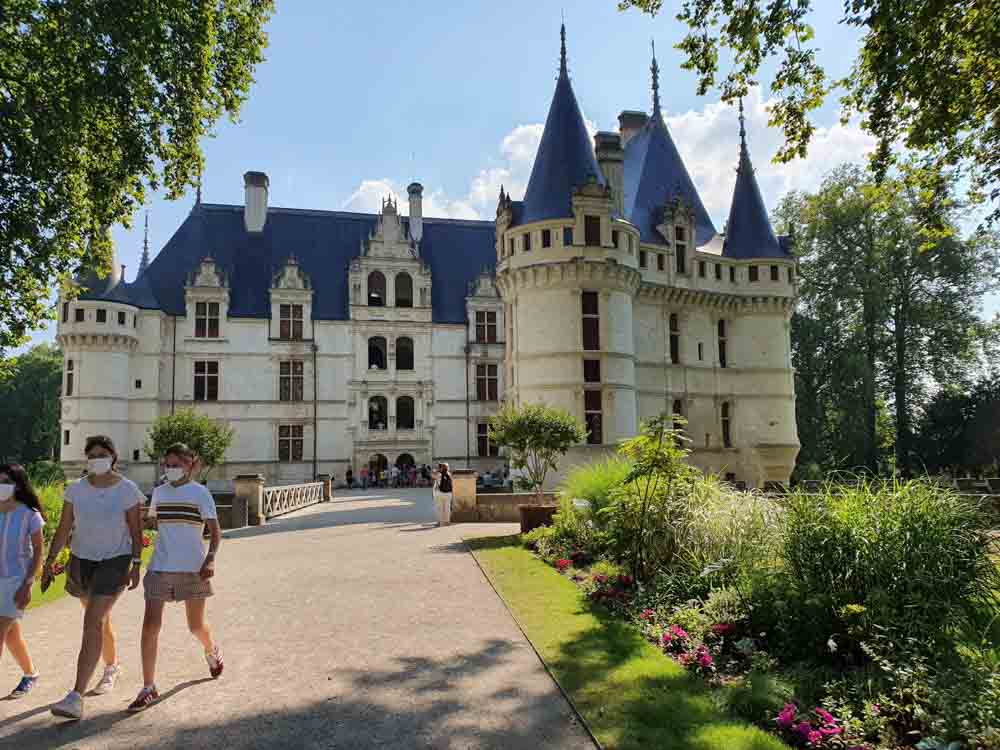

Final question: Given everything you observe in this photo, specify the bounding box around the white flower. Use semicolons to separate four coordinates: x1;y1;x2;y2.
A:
827;637;838;653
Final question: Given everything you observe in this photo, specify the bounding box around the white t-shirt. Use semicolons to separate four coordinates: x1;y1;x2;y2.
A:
65;477;145;561
148;482;217;573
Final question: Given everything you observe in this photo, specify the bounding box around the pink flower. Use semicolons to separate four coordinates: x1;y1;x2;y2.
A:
639;609;655;622
807;730;823;746
796;721;814;739
668;624;689;640
696;646;714;668
819;725;842;737
870;704;880;715
776;704;797;729
710;622;735;637
814;708;836;725
555;559;571;571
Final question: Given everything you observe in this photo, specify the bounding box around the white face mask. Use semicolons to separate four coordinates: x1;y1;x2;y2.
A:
164;467;187;483
87;457;113;475
0;484;14;501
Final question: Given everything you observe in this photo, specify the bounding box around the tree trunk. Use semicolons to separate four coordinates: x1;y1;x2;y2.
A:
894;299;911;477
861;223;881;473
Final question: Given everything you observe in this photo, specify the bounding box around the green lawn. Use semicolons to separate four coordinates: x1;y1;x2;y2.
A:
467;536;787;750
27;546;155;610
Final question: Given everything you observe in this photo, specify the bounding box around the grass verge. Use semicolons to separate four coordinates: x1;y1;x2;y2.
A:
467;535;787;750
27;546;155;610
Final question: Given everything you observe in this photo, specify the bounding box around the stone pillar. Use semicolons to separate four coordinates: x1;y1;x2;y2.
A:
317;473;332;502
234;474;266;526
450;469;479;523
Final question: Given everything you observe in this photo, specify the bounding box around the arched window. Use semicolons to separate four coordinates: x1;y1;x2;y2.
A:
397;396;415;430
368;396;387;430
396;337;414;371
368;271;386;307
368;336;387;370
395;273;413;308
721;401;732;448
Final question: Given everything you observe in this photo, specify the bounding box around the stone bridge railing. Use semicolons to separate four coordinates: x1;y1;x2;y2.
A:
233;474;332;526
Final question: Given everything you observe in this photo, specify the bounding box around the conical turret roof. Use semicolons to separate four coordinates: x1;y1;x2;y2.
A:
722;102;785;259
623;44;717;247
519;24;604;225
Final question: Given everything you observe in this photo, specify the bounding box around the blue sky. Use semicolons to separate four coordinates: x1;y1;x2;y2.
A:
22;0;998;348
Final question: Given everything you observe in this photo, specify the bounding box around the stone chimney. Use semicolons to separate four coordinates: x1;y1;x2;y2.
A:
594;132;625;216
407;182;423;243
618;110;649;147
244;171;269;233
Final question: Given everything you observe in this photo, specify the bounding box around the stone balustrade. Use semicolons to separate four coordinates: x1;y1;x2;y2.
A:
233;473;332;527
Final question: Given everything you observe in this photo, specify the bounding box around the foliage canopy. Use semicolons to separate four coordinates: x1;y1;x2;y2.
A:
489;402;586;493
145;408;234;480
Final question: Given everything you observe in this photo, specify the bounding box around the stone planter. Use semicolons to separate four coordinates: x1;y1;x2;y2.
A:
519;504;558;534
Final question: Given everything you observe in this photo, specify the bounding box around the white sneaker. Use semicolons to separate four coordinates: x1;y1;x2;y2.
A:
51;690;83;720
91;664;121;695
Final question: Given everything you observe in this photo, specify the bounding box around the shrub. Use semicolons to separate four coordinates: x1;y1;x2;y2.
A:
489;403;586;495
703;586;750;626
719;669;794;726
26;460;65;486
780;479;1000;658
559;457;632;520
145;408;234;480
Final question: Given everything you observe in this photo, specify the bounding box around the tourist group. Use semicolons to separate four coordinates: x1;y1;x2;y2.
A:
0;435;223;720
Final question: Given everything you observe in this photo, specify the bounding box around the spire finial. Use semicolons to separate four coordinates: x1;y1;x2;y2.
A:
196;171;202;205
138;210;151;275
738;97;747;147
559;22;567;77
651;39;661;116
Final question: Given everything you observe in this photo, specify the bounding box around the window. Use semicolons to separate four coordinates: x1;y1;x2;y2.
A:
563;227;573;247
749;265;759;282
117;310;126;325
280;361;304;401
718;319;728;368
368;396;387;430
788;267;795;283
278;425;304;462
397;396;415;429
698;260;706;278
395;273;413;307
475;311;497;343
583;359;601;383
193;361;219;401
675;226;687;274
542;229;552;248
721;402;732;448
628;235;634;254
64;430;70;446
65;360;74;397
96;309;107;323
368;336;387;370
367;271;386;307
195;302;220;338
639;250;648;268
715;263;722;281
657;253;665;271
523;232;531;252
134;315;138;328
584;215;601;246
669;314;680;364
478;423;499;457
729;266;736;283
74;308;85;322
396;337;414;371
582;291;600;351
771;265;779;282
62;303;69;323
672;398;684;433
133;450;140;461
612;230;619;249
698;342;704;361
584;389;602;444
476;364;498;401
507;238;514;256
134;379;142;389
279;304;304;340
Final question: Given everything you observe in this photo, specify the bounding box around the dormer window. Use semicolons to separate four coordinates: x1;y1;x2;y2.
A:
367;271;386;307
675;226;688;274
279;304;303;340
96;309;107;324
75;308;84;322
749;265;759;282
584;215;600;246
729;266;736;283
771;265;779;281
563;227;573;247
639;250;648;269
523;233;531;252
657;253;665;272
117;311;126;325
195;302;220;338
395;273;413;308
715;264;722;281
698;260;706;278
542;229;552;248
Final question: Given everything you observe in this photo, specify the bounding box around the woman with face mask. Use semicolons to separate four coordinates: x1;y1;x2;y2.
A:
0;464;45;699
127;443;223;712
41;435;145;720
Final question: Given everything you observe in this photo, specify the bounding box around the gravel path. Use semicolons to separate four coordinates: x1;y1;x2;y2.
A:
1;489;594;749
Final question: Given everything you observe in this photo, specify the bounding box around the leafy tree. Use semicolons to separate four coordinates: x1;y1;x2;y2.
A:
0;343;62;463
145;408;234;481
777;163;997;476
0;1;274;355
916;373;1000;475
618;0;1000;221
489;402;586;496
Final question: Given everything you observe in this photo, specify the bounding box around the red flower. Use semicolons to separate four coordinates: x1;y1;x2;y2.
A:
710;622;735;637
555;559;571;571
618;574;634;588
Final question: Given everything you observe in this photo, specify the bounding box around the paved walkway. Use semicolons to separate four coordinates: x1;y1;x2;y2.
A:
1;489;593;749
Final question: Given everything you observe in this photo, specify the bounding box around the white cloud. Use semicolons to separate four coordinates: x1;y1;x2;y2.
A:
343;88;875;227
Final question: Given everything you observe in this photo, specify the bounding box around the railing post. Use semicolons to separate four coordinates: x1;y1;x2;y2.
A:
235;474;266;526
317;473;332;502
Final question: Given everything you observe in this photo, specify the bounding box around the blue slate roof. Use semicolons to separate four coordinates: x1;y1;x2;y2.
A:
623;113;718;248
518;26;605;225
80;204;497;325
722;131;787;259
